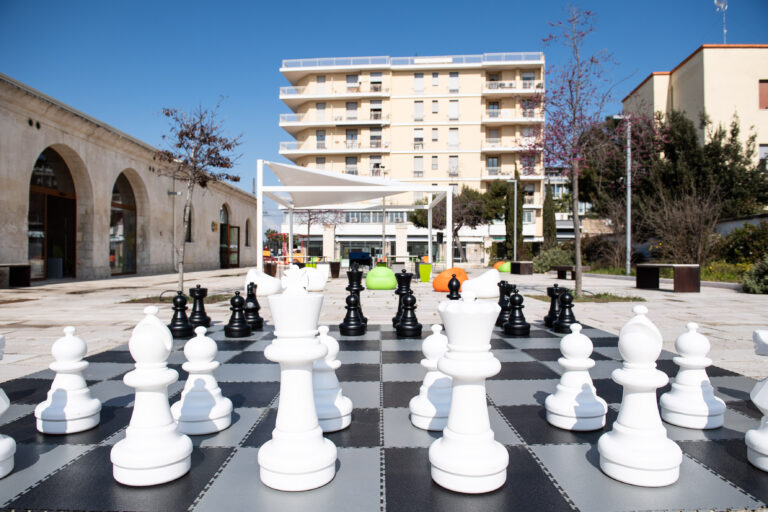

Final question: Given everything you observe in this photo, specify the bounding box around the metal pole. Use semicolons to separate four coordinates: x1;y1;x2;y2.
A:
381;198;386;262
256;159;264;271
513;180;518;261
625;119;632;276
446;190;453;268
288;207;294;265
427;194;433;264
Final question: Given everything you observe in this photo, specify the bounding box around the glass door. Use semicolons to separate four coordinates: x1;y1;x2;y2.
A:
228;226;240;267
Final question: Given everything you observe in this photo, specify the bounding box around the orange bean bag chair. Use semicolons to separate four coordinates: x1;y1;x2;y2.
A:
493;261;507;270
433;267;469;292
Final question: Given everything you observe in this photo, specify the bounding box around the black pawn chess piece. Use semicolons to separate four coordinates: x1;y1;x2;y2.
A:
396;292;423;339
244;282;264;331
503;285;531;337
446;274;461;300
168;291;195;339
346;263;367;325
554;290;577;334
392;269;413;327
339;293;367;337
495;281;512;327
224;291;252;338
544;283;563;328
188;284;211;328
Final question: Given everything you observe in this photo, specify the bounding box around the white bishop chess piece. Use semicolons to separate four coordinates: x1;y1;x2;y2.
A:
745;329;768;471
409;324;452;431
429;291;509;494
313;325;353;432
659;323;726;429
598;306;682;487
110;306;193;486
0;335;15;478
35;326;101;434
171;327;233;434
545;323;607;431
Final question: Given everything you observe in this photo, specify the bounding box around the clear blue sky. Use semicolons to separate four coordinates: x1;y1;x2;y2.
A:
1;0;766;231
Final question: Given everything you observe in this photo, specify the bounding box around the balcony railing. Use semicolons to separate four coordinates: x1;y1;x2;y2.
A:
346;140;360;149
370;166;384;177
345;167;359;175
413;170;423;177
370;139;382;148
282;53;543;69
485;166;500;176
317;141;326;149
447;142;460;150
523;196;535;205
279;141;389;152
448;168;460;177
280;112;389;124
483;80;545;91
279;84;390;96
413;142;424;150
483;109;544;120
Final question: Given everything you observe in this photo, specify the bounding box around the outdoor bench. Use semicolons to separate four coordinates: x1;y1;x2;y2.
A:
636;263;700;293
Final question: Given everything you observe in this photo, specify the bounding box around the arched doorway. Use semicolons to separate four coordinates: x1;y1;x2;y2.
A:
28;148;77;279
110;173;137;275
219;204;239;268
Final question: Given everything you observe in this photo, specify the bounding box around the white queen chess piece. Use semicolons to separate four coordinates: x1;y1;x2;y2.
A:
659;323;726;429
0;335;15;478
598;306;682;487
110;306;193;486
429;291;509;494
409;324;452;431
35;326;101;434
745;329;768;471
313;326;353;432
545;323;607;431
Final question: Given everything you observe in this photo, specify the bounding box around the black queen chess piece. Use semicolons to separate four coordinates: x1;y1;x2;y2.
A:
554;289;578;334
346;263;367;325
392;269;413;327
446;274;461;300
396;291;423;339
495;281;512;327
188;284;212;328
544;283;564;328
244;282;263;331
168;291;195;339
339;293;367;337
224;291;252;338
503;284;531;337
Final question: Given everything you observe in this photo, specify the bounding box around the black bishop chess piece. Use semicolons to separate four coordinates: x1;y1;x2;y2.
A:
224;291;252;338
339;293;367;337
168;291;195;339
396;291;423;339
392;269;413;327
188;284;211;328
346;263;367;325
554;289;578;334
244;282;264;331
544;283;564;328
503;284;531;337
495;281;512;327
446;274;461;300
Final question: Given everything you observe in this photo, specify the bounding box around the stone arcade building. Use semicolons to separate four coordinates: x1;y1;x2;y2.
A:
0;73;258;283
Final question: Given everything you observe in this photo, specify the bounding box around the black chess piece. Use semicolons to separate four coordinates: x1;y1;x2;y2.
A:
446;274;461;300
339;293;367;336
495;281;512;327
168;291;195;339
346;263;367;325
396;292;423;339
503;284;531;337
188;284;211;328
244;282;264;331
544;283;563;328
392;269;413;327
224;291;252;338
554;290;577;334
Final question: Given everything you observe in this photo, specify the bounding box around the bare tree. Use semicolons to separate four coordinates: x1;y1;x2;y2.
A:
292;209;346;261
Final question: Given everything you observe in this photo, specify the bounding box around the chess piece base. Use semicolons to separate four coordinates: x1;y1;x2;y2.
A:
316;394;353;433
224;325;251;338
544;383;607;432
339;325;366;337
111;426;192;486
429;432;508;494
396;325;422;339
503;323;530;337
660;408;724;429
545;409;605;431
746;425;768;471
0;435;15;479
554;322;574;334
171;398;233;435
409;382;451;431
318;412;352;433
247;318;264;331
258;428;337;491
36;411;100;434
660;384;726;429
409;404;448;431
169;325;194;339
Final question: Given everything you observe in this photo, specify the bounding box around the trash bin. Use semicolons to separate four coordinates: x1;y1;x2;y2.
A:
419;263;432;283
329;261;341;279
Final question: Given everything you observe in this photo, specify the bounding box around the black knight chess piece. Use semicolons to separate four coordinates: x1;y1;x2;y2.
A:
446;274;461;300
224;291;252;338
392;269;413;327
346;263;367;325
396;292;423;339
339;293;367;337
495;281;512;327
544;283;564;328
168;291;195;339
188;284;211;328
244;282;264;331
503;284;531;337
554;290;577;334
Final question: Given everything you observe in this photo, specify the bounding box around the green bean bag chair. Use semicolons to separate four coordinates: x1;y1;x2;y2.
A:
365;266;397;290
498;261;512;273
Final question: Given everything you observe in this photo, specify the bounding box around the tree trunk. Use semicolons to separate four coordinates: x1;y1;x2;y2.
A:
178;181;195;293
454;228;465;263
571;160;582;297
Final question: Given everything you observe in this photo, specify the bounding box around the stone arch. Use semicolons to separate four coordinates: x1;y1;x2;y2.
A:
111;168;150;274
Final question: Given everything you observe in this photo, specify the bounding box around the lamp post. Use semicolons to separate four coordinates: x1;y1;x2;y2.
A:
507;179;517;261
613;114;631;276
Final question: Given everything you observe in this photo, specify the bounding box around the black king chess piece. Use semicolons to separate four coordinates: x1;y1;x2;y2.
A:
346;263;367;325
544;283;564;328
503;284;531;337
446;274;461;300
554;289;578;334
495;281;512;327
188;284;211;328
168;291;195;339
244;282;264;331
224;291;252;338
396;291;423;339
392;269;413;327
339;293;367;337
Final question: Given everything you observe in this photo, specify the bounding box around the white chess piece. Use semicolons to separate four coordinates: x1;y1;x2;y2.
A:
409;324;452;431
545;323;607;431
598;305;682;487
306;266;329;292
313;326;353;432
281;264;310;292
659;323;726;429
753;330;768;357
745;329;768;471
0;335;15;478
35;326;101;434
244;268;282;297
171;327;233;435
461;269;501;302
110;306;192;486
429;291;509;494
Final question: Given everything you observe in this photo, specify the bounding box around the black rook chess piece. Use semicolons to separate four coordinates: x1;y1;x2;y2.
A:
554;290;577;334
346;263;367;325
495;281;512;327
244;282;264;331
544;283;563;328
188;284;211;328
392;269;413;327
224;291;252;338
503;284;531;337
396;292;423;339
339;293;367;337
446;274;461;300
168;291;195;339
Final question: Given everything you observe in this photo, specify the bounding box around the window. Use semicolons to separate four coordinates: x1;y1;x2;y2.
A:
316;102;326;121
316;130;326;149
431;155;438;170
432;100;439;114
346;101;358;120
523;184;535;205
487;156;499;175
370;99;382;120
522;99;535;118
522;155;535;173
413;156;423;177
522;72;535;88
432;72;439;86
449;100;459;120
488;101;499;118
370;127;382;148
315;157;326;169
245;219;251;247
522;126;534;141
346;74;359;92
523;210;534;224
414;101;424;121
370;155;382;176
184;207;193;243
360;212;371;223
414;73;424;93
414;192;424;203
413;128;424;149
448;128;459;149
449;156;459;176
487;128;500;146
346;211;361;223
760;80;768;109
450;183;459;195
346;129;358;149
316;75;326;93
345;156;358;174
449;72;459;93
760;144;768;170
432;128;438;141
371;72;382;92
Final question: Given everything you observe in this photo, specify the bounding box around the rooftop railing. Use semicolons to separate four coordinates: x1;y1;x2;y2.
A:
282;52;544;69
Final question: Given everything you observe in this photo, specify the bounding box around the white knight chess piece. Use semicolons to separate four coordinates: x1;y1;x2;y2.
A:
745;329;768;471
0;335;15;478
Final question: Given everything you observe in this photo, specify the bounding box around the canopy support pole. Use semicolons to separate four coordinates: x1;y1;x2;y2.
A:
446;190;453;268
427;193;433;264
256;159;264;271
288;207;294;265
381;197;387;262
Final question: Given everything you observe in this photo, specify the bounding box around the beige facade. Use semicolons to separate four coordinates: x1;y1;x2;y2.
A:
0;73;259;282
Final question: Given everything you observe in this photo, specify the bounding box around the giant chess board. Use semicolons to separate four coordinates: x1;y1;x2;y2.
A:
0;320;766;512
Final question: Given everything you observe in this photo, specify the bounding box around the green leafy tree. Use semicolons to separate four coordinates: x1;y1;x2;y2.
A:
504;180;515;258
543;182;557;250
516;171;524;258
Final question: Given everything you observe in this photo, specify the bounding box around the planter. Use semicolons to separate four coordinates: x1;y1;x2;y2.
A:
46;258;63;279
329;262;341;279
264;262;277;277
419;263;432;283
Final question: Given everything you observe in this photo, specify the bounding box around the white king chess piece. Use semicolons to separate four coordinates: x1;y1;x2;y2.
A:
745;329;768;471
35;326;102;434
0;335;15;478
313;326;353;432
598;306;682;487
409;324;452;431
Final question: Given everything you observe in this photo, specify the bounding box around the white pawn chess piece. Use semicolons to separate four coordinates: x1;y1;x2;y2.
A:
171;327;233;435
598;305;682;487
35;326;102;434
409;324;452;431
545;323;607;431
0;335;15;478
313;326;353;432
110;306;193;486
429;291;509;494
659;323;726;429
460;269;500;302
258;266;337;491
745;329;768;471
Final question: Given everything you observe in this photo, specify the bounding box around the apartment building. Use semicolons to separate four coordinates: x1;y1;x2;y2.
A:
278;53;545;263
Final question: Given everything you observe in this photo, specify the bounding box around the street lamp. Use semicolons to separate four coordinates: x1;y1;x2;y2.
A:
613;114;631;276
507;179;517;261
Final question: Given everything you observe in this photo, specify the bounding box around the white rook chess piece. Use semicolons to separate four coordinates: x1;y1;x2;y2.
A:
409;324;452;431
110;306;193;486
171;326;233;435
35;326;101;434
745;329;768;471
0;335;15;478
545;323;607;431
659;323;726;429
313;326;353;432
258;266;337;491
429;291;509;494
598;305;682;487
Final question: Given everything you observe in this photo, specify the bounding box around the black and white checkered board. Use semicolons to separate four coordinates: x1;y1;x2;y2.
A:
0;319;766;512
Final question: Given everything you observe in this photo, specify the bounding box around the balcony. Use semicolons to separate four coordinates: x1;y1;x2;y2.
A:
481;138;530;152
482;109;544;125
279;112;390;134
279;83;390;109
482;80;545;96
447;167;460;177
279;140;390;158
345;167;359;175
